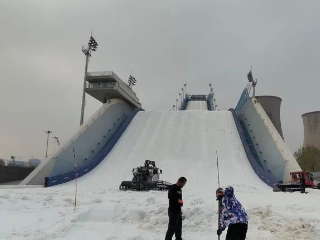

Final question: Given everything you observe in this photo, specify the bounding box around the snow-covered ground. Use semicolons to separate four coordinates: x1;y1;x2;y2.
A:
1;186;319;240
2;110;319;239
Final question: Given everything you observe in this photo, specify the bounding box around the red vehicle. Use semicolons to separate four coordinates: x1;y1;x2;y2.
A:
290;171;316;188
274;171;320;192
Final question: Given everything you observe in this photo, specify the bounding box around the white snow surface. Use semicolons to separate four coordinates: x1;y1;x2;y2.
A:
1;110;320;239
78;111;265;190
185;101;208;110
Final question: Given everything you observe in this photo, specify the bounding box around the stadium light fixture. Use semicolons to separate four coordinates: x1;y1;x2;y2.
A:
80;34;99;126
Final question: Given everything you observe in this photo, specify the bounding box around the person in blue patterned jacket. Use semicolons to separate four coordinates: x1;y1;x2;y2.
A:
216;186;248;240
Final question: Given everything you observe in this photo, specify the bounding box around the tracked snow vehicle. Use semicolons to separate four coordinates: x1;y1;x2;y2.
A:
273;171;320;192
119;160;172;191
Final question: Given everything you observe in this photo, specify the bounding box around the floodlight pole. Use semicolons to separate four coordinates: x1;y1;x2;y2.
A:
176;98;179;111
80;50;90;126
45;130;52;158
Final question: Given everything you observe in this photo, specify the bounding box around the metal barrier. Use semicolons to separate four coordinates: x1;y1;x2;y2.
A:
207;93;216;111
87;82;115;89
179;97;188;110
180;94;215;111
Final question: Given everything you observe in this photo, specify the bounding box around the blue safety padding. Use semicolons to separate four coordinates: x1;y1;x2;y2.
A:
235;88;250;114
229;108;277;187
45;110;139;187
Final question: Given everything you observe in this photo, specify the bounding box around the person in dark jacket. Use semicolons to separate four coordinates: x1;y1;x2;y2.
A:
165;177;187;240
216;186;248;240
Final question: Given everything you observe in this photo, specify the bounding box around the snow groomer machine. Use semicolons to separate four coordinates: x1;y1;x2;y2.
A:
119;160;172;191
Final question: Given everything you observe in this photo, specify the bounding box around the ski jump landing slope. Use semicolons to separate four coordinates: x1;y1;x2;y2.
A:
77;110;268;191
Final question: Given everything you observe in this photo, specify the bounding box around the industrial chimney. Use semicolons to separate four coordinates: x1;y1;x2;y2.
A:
302;111;320;150
256;96;284;139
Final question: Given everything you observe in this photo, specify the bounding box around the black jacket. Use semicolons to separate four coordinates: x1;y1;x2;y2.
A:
168;184;183;213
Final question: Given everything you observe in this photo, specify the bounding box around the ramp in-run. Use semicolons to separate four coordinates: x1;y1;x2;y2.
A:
75;110;267;191
185;101;209;110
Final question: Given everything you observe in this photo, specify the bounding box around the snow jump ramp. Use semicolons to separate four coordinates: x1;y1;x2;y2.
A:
76;110;268;190
21;97;300;189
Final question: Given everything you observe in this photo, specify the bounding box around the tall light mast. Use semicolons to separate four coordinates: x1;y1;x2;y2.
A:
45;130;52;158
80;35;99;126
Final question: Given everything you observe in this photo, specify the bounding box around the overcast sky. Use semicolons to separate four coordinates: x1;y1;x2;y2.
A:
0;0;319;160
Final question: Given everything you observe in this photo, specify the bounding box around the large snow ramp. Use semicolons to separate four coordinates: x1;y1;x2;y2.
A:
77;110;268;190
21;99;137;186
235;88;301;183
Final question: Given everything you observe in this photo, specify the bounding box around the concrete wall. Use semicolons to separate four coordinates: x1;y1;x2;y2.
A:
21;99;135;185
302;111;320;150
237;97;301;182
256;96;284;139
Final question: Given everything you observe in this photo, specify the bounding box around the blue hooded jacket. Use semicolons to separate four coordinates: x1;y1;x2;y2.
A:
219;186;248;230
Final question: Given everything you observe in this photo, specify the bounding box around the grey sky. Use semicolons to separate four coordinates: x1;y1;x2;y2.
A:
0;0;319;159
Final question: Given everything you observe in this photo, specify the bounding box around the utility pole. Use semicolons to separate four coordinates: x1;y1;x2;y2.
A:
176;98;179;111
80;34;99;126
45;130;52;158
79;53;89;126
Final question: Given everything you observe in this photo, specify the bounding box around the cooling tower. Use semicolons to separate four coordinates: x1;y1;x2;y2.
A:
256;96;284;139
302;111;320;150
